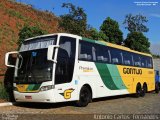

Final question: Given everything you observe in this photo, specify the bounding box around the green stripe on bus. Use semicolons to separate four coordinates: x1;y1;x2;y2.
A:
95;41;107;46
27;84;35;91
107;64;126;89
95;63;118;90
82;37;96;43
32;84;41;90
82;37;107;46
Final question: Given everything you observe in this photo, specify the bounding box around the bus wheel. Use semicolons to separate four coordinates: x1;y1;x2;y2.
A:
143;84;148;93
155;82;159;93
135;84;142;98
76;86;92;107
140;84;147;97
140;87;145;97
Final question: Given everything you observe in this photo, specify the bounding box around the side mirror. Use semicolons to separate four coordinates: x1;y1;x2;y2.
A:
5;51;19;68
47;45;59;63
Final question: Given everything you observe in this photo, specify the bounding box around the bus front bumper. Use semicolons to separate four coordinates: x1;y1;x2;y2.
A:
14;89;55;103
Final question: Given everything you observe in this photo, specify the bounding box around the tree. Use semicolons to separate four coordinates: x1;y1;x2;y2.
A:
59;3;87;36
98;31;108;41
86;27;99;40
85;26;108;41
124;32;150;53
100;17;123;44
123;14;149;33
152;54;160;58
18;25;47;46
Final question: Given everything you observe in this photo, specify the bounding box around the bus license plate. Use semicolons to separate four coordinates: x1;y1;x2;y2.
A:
25;96;32;99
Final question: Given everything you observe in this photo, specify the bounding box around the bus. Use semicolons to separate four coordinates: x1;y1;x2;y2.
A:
5;33;155;107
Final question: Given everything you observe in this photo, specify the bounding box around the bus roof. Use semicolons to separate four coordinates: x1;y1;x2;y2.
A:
24;33;81;42
23;33;151;57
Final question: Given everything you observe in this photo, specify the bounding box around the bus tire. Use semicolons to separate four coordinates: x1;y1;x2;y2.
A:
143;83;148;93
155;82;159;93
140;83;147;97
140;87;145;97
135;84;142;98
76;86;92;107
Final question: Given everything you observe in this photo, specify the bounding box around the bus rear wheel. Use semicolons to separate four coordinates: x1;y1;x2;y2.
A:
140;87;145;97
76;86;92;107
143;84;148;93
140;84;147;97
135;84;142;98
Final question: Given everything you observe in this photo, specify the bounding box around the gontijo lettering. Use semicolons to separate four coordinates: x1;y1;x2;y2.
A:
123;68;142;75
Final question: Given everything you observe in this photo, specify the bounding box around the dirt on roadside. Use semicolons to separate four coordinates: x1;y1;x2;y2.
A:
0;99;7;103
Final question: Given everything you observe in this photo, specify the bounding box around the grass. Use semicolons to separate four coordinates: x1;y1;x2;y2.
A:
7;9;24;19
0;68;6;73
0;82;9;101
0;3;3;8
0;28;2;43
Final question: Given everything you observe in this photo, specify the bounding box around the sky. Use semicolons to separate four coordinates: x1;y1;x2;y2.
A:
16;0;160;45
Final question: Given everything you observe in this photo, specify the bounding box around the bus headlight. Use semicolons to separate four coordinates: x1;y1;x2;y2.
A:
40;85;54;91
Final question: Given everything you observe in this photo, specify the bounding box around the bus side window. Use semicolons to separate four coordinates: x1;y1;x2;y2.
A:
146;57;153;68
96;45;110;63
79;41;95;62
141;56;147;68
109;47;123;65
133;54;141;67
122;51;133;66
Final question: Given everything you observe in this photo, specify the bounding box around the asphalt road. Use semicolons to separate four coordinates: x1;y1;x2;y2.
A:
0;92;160;120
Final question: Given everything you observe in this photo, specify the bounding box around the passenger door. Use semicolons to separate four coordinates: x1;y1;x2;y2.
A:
55;36;76;84
54;36;77;102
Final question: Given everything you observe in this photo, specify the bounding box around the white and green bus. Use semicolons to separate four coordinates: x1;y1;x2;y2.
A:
5;33;155;107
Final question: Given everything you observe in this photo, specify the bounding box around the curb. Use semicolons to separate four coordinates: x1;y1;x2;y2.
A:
0;102;14;107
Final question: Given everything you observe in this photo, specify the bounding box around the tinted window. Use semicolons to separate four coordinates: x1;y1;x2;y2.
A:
146;57;153;68
141;56;148;68
109;47;123;65
78;40;153;69
133;54;141;67
96;45;110;63
79;41;96;61
16;49;53;84
122;51;133;66
55;36;76;84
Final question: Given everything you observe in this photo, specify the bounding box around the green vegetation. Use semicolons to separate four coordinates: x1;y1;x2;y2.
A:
0;3;3;8
7;9;24;19
124;32;150;53
0;28;2;43
153;54;160;58
59;4;151;53
9;38;15;46
59;3;87;36
16;22;23;29
123;14;149;33
86;28;100;40
100;17;123;44
123;14;150;53
59;3;123;44
0;83;9;101
86;27;108;41
18;25;48;46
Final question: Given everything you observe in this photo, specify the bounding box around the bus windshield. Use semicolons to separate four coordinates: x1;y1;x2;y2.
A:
15;48;53;84
14;35;58;84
